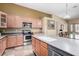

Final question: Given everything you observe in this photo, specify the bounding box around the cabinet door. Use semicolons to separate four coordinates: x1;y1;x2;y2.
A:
7;15;22;28
0;40;3;55
7;15;17;28
16;35;23;46
36;39;41;56
32;37;36;47
0;37;7;56
32;37;36;53
40;45;48;56
41;41;48;49
0;11;7;28
32;19;42;28
2;38;7;52
7;35;16;48
15;16;22;28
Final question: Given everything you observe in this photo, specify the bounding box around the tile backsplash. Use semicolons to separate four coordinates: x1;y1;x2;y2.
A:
3;28;42;34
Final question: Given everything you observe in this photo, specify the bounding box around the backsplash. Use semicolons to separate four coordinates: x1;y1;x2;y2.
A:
2;28;42;34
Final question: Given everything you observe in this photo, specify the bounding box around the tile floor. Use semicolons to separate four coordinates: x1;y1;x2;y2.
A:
3;42;35;56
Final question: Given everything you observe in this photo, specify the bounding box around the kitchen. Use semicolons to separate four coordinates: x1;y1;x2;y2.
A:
0;3;79;56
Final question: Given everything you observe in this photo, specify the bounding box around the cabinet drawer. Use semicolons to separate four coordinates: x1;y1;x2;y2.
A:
41;41;48;48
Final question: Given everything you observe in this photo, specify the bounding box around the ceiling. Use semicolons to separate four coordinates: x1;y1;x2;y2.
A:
16;3;79;19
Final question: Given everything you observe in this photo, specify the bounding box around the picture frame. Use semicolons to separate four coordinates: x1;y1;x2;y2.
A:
47;20;55;29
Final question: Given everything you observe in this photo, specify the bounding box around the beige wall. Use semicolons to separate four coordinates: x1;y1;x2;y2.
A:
42;15;68;36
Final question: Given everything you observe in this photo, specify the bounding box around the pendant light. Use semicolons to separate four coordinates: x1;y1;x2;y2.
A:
64;3;71;19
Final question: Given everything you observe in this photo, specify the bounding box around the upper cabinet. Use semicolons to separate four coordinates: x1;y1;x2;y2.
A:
7;15;22;28
7;14;42;28
36;19;42;28
22;17;42;29
0;11;7;28
29;18;42;29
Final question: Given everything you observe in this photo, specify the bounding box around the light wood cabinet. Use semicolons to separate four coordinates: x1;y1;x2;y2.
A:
41;41;48;49
0;40;3;55
0;36;7;56
22;16;42;28
7;35;23;48
32;19;42;28
36;39;41;56
40;41;48;56
16;35;23;46
0;11;7;28
32;37;36;53
0;35;23;55
15;16;22;28
2;37;7;52
40;45;48;56
32;37;48;56
7;14;42;28
7;15;22;28
7;35;16;48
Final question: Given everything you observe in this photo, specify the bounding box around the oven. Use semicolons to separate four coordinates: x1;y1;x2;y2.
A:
23;30;32;42
22;22;32;45
23;33;32;42
23;30;33;45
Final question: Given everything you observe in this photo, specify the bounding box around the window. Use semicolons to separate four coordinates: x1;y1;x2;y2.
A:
75;24;79;32
70;24;73;32
69;24;79;39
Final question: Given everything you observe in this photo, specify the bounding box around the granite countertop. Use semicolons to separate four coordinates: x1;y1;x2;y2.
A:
33;34;79;56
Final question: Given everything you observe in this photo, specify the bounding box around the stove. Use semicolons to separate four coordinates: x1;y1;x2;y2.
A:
23;30;32;42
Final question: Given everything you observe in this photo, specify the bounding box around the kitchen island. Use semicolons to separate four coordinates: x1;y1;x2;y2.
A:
32;34;79;56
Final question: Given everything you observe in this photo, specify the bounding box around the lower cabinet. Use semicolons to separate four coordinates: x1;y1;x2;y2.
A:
36;39;41;56
0;40;3;55
32;37;36;53
2;37;7;52
7;35;16;48
32;37;48;56
7;35;23;48
0;36;7;56
0;35;23;56
40;45;48;56
16;35;23;46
